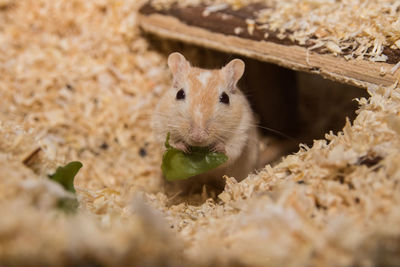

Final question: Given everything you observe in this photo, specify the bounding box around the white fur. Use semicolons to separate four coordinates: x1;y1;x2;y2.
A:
196;71;211;87
194;106;203;123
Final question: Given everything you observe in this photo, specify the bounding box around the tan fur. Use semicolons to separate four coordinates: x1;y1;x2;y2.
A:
152;52;259;185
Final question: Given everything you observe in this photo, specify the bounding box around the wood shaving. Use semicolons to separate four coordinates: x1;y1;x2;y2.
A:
2;0;400;266
246;18;255;35
390;61;400;74
234;26;243;35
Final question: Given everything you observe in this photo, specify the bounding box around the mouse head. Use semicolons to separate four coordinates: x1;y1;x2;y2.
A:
165;52;246;149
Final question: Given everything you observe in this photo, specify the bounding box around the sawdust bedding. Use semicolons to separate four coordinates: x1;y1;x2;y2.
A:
1;0;400;266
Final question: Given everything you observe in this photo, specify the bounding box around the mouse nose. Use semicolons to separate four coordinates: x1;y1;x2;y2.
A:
189;126;208;144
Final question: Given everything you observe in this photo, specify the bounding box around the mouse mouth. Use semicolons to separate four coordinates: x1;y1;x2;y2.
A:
186;139;225;153
173;132;218;151
179;136;210;149
187;140;209;147
174;137;224;154
186;134;216;148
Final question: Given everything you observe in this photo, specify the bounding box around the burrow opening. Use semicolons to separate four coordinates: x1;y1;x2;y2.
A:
146;36;369;203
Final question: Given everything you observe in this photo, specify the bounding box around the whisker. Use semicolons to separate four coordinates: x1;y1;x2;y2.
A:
212;113;295;141
240;123;296;141
212;129;258;145
212;128;268;145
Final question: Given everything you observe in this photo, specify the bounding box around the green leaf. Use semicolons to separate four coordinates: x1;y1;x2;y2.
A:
57;197;79;214
49;161;83;193
161;133;228;181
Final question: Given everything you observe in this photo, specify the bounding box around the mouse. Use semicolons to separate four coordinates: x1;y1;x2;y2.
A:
152;52;259;189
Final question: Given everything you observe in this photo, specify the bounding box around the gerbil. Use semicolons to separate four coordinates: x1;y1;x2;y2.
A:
153;52;259;189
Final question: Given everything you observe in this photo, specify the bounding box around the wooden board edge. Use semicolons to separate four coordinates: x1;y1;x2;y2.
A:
138;13;400;89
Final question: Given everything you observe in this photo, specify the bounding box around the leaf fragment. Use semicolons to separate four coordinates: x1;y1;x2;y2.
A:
161;133;228;181
49;161;83;193
57;197;79;214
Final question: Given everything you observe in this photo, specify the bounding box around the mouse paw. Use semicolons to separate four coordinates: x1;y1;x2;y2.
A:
212;143;226;154
172;141;190;154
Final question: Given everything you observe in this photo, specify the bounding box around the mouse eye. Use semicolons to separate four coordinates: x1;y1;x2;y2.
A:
176;89;185;100
219;92;229;105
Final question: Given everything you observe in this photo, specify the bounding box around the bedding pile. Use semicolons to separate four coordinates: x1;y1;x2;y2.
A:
1;0;400;266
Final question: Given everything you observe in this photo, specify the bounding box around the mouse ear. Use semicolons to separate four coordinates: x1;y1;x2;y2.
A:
222;59;245;91
168;52;190;82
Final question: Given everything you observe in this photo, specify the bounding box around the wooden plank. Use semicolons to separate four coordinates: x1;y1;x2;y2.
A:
138;6;400;89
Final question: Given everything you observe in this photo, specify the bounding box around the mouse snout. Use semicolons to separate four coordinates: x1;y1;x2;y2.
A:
188;125;209;145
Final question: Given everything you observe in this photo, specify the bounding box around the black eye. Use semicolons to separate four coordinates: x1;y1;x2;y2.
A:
219;92;229;105
176;89;185;100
